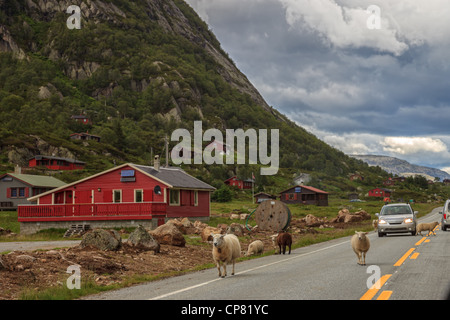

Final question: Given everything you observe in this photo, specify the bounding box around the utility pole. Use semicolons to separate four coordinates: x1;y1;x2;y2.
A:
165;135;169;167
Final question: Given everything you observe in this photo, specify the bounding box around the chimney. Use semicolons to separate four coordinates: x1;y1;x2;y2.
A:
154;155;160;171
14;165;22;175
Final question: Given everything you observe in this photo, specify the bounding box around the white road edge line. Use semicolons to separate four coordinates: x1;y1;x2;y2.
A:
149;239;349;300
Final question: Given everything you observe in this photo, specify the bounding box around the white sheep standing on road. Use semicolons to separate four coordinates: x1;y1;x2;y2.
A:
351;231;370;266
211;233;241;278
246;240;264;256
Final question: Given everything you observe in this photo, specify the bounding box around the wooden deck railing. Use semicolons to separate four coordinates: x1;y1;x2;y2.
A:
18;202;167;222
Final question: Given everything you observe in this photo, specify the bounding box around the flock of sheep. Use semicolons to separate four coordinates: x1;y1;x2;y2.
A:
210;220;441;277
210;232;292;278
351;221;440;266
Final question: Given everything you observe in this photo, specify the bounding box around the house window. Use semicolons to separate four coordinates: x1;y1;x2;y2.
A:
135;190;143;203
8;188;27;198
113;190;122;203
288;193;295;200
169;189;180;205
194;191;198;206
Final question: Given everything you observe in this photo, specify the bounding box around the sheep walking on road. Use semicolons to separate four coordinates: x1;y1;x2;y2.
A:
246;240;264;256
211;233;241;278
372;219;378;230
351;231;370;266
416;221;440;236
276;232;292;255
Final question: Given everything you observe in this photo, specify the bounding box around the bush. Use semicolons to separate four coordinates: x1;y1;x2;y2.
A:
211;185;233;203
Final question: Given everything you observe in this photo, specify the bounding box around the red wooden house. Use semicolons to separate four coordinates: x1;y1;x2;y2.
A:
18;161;215;234
28;155;86;171
71;115;91;124
368;188;391;198
279;185;329;206
224;176;253;190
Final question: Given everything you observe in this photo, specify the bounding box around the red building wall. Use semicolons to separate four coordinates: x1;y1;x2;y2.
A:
28;158;85;170
368;188;391;197
36;165;210;218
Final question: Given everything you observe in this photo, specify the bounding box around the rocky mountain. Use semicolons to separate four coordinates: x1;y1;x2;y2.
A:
0;0;387;187
349;155;450;181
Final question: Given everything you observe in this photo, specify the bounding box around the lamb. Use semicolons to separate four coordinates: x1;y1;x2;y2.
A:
351;231;370;266
211;233;241;278
271;234;278;252
276;232;292;255
246;240;264;256
372;219;378;230
416;221;440;236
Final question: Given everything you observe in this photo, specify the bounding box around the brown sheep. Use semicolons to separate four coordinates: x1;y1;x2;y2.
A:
416;221;440;236
276;232;292;255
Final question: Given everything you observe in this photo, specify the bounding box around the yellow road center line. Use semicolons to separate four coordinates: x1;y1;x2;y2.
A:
394;248;415;266
377;290;393;300
360;274;391;300
425;239;430;243
410;252;420;259
415;237;427;246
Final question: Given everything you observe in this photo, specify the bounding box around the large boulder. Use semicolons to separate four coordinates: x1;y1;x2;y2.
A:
201;226;222;242
127;225;160;252
80;229;122;251
332;208;371;223
344;214;363;223
354;210;371;220
166;219;187;234
226;223;245;237
150;223;186;247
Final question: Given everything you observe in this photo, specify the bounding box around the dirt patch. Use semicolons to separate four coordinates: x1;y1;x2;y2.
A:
0;217;371;300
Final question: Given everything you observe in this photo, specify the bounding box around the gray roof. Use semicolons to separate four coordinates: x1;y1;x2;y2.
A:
6;173;66;188
132;164;215;191
31;155;85;164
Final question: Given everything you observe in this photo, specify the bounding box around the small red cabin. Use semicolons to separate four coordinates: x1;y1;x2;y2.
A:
368;188;391;198
71;115;91;124
279;185;328;206
224;176;253;190
18;162;215;234
28;155;85;171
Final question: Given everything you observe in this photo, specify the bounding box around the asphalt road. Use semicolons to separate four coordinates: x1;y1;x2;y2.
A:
85;206;450;301
0;240;80;253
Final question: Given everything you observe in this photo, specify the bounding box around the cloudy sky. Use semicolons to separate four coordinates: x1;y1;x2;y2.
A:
185;0;450;173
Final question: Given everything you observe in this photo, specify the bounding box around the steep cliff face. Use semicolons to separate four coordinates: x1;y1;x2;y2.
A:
0;0;270;111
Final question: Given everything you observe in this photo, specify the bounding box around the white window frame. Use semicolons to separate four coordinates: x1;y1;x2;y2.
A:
113;189;122;203
135;189;143;203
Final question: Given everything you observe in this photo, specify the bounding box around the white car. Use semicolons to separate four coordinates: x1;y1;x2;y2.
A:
440;199;450;231
376;203;417;237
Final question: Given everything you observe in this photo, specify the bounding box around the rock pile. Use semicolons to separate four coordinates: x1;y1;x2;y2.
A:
331;209;371;223
0;227;16;237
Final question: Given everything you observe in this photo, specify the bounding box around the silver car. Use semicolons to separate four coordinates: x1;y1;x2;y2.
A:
440;199;450;231
376;203;417;237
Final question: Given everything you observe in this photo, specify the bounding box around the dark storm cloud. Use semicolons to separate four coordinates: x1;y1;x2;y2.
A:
186;0;450;171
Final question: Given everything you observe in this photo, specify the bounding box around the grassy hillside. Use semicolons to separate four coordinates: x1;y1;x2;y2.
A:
0;0;390;193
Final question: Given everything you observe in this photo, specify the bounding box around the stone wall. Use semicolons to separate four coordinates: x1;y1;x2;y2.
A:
20;219;155;235
19;216;210;234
